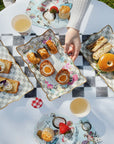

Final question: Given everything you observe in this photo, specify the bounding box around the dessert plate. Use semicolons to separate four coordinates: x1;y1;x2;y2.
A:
81;25;114;91
0;40;34;110
34;113;102;144
16;29;86;101
26;0;72;29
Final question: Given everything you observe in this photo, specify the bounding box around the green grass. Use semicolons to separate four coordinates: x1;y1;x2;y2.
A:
0;0;113;11
0;0;5;11
99;0;114;8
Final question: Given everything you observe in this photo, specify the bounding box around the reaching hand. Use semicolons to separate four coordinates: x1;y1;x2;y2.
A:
64;28;81;62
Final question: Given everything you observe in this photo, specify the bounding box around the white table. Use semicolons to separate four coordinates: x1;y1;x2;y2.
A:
0;0;114;144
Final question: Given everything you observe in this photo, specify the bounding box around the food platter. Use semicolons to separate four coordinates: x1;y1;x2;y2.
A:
16;29;87;101
0;40;34;110
81;25;114;91
34;113;102;144
26;0;72;29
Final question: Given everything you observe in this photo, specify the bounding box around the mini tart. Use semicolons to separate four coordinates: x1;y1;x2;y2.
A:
55;69;70;85
46;40;58;54
41;128;54;142
27;52;40;64
0;59;12;73
37;48;50;59
40;60;55;77
59;5;70;19
98;53;114;72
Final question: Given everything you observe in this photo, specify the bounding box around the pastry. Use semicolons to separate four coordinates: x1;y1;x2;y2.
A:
55;69;70;85
0;77;20;94
98;53;114;72
92;42;113;60
27;52;40;64
37;48;50;59
40;60;55;77
87;36;108;52
41;128;54;142
0;59;12;73
59;5;70;19
46;40;58;54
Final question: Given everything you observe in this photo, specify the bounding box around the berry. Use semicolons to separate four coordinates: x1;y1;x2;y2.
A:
59;123;70;134
50;6;59;14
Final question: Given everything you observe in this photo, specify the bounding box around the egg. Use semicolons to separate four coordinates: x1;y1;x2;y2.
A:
40;60;55;77
55;69;70;85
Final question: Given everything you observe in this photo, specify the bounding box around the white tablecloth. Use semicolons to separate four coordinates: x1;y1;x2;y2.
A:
0;0;114;144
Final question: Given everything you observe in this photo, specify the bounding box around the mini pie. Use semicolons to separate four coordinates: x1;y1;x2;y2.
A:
27;52;40;64
46;40;58;54
98;53;114;72
41;128;54;142
59;5;70;19
40;60;55;77
37;48;50;59
55;69;70;85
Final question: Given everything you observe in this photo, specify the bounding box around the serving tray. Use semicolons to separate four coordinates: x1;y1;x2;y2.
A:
26;0;72;29
16;29;86;101
81;25;114;91
0;40;34;110
34;113;102;144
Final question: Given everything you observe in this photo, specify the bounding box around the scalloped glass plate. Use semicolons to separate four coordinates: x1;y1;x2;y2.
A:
16;29;86;101
34;113;102;144
26;0;72;29
0;40;34;110
81;25;114;92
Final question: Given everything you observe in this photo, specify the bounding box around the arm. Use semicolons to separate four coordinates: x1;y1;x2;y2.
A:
67;0;91;30
64;0;91;61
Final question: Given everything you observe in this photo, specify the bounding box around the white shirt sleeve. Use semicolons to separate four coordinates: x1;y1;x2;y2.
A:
67;0;91;30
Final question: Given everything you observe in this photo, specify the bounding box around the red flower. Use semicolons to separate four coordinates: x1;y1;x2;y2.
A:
59;123;70;134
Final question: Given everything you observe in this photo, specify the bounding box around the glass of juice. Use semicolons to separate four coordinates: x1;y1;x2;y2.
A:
12;14;32;36
70;97;91;117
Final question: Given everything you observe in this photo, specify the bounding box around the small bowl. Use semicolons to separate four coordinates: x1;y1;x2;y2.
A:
12;14;32;36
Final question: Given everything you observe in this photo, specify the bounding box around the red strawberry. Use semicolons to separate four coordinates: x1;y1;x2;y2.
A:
50;6;59;14
59;123;70;134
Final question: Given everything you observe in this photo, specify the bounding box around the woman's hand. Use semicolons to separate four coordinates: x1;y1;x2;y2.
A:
64;28;81;62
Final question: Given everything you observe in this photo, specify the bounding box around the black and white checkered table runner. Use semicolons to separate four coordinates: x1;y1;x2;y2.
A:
0;33;113;98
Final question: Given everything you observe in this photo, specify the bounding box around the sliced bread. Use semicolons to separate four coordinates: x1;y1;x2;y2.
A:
0;59;12;73
0;77;20;94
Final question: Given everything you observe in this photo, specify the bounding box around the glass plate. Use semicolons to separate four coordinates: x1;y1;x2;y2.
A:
26;0;72;29
0;40;34;109
34;113;102;144
16;29;86;101
81;25;114;92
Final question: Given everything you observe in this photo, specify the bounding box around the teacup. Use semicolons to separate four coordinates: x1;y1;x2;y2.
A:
12;14;32;36
70;97;91;117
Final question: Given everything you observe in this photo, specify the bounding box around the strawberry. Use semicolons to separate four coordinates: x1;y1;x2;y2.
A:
50;6;59;14
59;123;70;134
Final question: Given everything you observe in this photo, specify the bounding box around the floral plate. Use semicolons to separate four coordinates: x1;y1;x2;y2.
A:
0;40;34;110
34;113;102;144
16;29;86;101
26;0;72;29
81;25;114;91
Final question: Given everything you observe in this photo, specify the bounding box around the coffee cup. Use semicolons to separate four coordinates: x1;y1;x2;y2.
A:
70;97;91;117
12;14;32;36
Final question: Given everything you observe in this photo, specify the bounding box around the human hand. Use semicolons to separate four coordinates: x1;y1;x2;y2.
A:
64;28;81;62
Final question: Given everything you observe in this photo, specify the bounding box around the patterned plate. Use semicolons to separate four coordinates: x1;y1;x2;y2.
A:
26;0;72;29
81;25;114;92
34;113;102;144
16;29;86;101
0;40;34;110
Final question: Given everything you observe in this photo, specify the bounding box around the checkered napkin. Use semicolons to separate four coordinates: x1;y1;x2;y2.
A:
0;33;113;98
